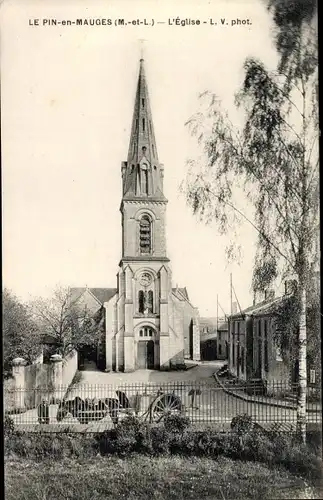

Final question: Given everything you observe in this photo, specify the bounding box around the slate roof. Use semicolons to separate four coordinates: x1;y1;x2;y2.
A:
172;287;189;301
229;295;286;319
71;287;190;306
70;287;117;305
89;288;118;304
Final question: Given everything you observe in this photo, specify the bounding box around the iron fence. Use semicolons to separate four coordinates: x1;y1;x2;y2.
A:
5;379;321;431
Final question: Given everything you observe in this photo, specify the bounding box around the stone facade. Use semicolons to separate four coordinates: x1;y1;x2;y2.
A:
71;58;200;372
229;272;320;384
228;297;289;383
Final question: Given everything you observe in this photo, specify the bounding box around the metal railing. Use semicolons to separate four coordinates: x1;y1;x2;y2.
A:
5;380;321;430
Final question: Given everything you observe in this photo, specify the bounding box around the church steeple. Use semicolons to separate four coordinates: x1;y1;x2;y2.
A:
122;58;165;200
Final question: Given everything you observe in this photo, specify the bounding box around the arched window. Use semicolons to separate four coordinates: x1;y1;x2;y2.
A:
138;327;155;338
138;290;154;314
139;215;151;254
138;291;145;313
148;290;153;313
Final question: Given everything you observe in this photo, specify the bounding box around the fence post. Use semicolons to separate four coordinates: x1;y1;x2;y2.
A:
50;354;63;403
12;357;26;411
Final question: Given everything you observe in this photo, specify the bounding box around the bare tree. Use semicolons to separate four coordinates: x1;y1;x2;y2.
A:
30;286;104;358
181;3;318;442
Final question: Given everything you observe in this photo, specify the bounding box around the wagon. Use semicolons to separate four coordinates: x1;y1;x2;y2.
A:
56;387;185;425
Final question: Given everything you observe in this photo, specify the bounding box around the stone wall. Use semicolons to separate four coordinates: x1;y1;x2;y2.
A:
25;363;50;391
62;350;78;387
8;350;78;411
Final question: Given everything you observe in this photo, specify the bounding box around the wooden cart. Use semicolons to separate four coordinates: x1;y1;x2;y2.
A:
56;388;184;425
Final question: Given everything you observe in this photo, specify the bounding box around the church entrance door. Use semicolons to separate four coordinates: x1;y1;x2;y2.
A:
137;340;155;369
147;340;154;369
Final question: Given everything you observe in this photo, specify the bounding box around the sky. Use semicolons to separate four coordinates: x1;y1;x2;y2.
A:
1;0;284;316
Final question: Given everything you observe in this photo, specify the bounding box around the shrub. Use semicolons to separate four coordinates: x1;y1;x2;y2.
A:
4;415;15;436
192;429;219;456
98;415;147;455
4;411;322;483
229;415;322;481
307;431;322;456
135;422;154;454
279;443;323;481
151;427;170;454
116;414;142;434
230;414;254;435
170;428;197;455
163;413;191;434
215;431;244;458
243;429;275;463
5;431;99;460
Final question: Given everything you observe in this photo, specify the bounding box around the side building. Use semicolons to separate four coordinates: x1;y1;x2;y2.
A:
200;317;228;361
228;276;320;386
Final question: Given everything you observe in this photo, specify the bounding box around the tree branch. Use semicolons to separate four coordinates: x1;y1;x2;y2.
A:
206;187;295;268
217;133;301;238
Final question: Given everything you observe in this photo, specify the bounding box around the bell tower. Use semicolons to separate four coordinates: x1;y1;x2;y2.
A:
116;57;172;372
120;58;168;259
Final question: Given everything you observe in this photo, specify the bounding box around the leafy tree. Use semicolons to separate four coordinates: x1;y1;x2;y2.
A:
30;286;104;358
268;0;317;75
181;1;318;441
274;282;320;381
2;289;42;375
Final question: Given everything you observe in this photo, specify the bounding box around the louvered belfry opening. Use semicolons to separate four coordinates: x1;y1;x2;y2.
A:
139;215;151;254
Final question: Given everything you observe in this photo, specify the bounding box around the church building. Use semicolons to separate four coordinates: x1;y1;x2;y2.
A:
71;58;201;372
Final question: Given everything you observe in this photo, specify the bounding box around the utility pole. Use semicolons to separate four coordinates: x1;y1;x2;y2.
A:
230;273;233;317
230;273;233;369
216;294;219;359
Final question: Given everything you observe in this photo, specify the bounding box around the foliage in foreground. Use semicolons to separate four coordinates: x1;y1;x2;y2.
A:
6;454;321;500
4;414;322;483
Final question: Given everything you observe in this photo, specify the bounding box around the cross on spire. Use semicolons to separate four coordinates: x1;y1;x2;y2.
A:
139;38;146;60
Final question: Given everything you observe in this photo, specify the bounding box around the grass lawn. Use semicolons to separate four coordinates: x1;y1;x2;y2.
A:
5;455;322;500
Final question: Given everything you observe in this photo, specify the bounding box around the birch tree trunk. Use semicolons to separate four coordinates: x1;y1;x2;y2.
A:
296;285;307;442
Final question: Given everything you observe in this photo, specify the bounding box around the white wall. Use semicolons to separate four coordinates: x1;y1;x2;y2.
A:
62;349;78;387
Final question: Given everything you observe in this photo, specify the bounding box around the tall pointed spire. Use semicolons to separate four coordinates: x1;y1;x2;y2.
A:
122;58;165;200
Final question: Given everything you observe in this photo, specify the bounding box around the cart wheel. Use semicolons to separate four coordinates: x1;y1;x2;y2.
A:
150;393;182;423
